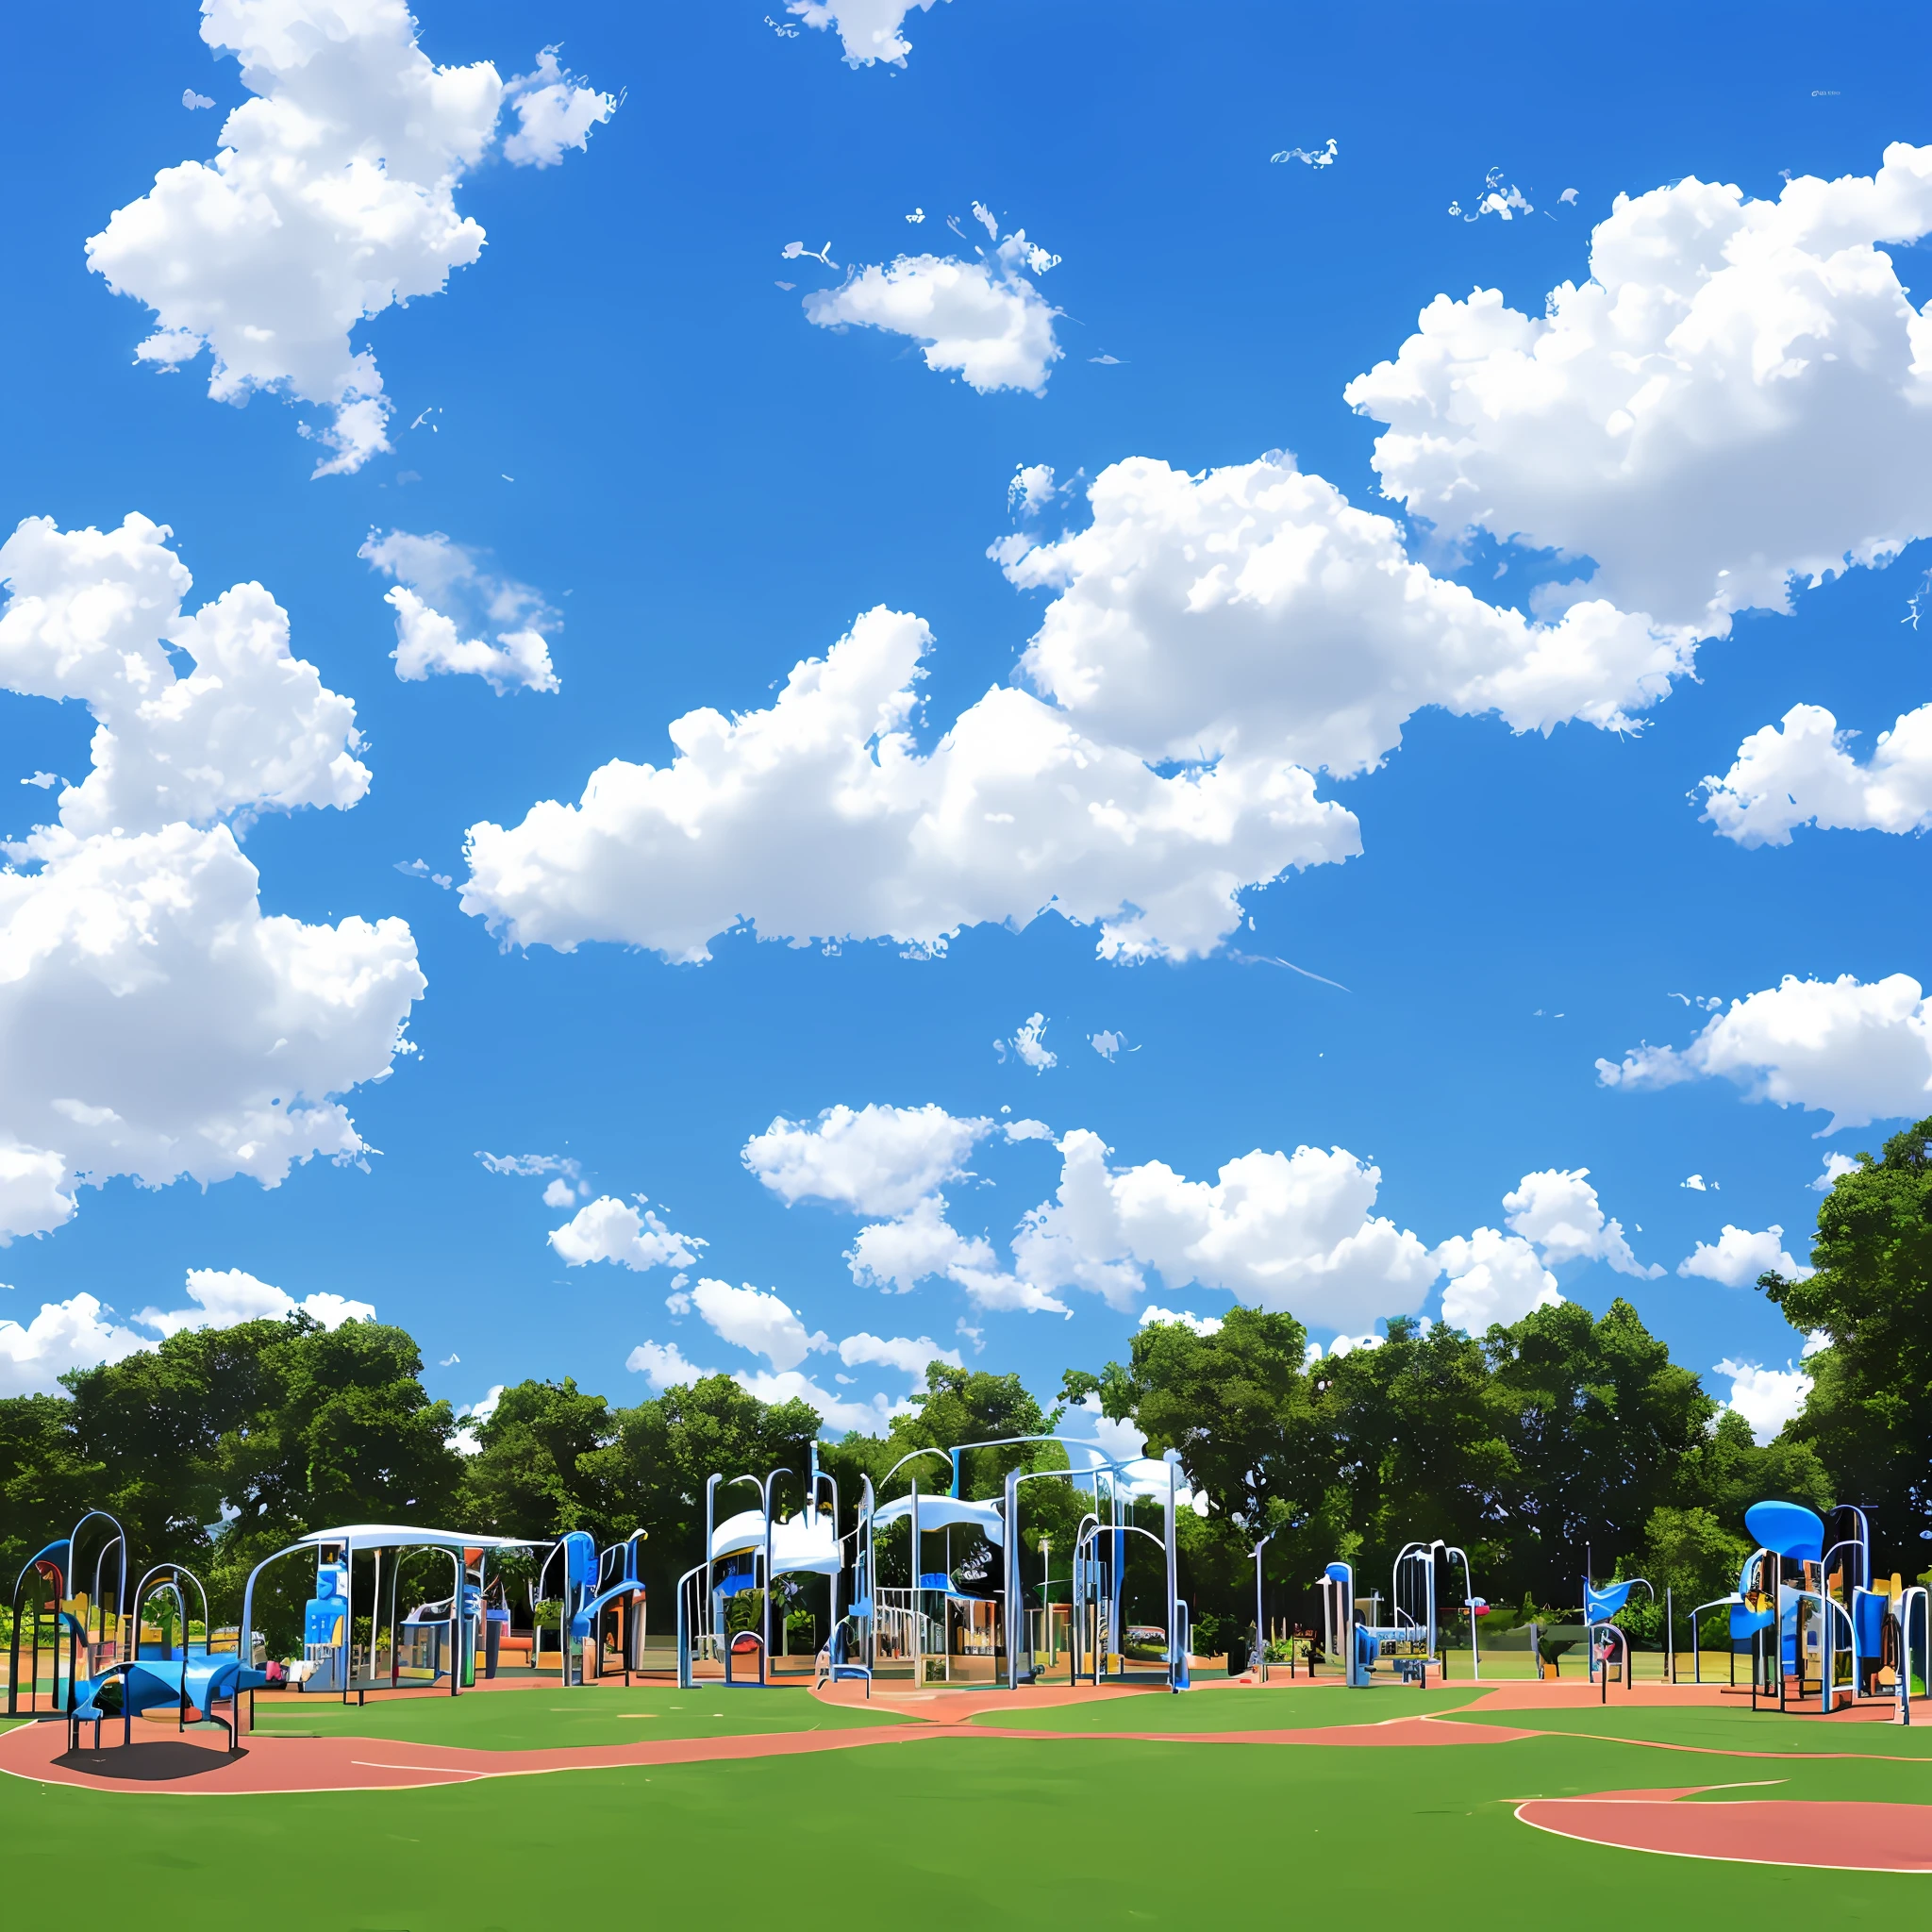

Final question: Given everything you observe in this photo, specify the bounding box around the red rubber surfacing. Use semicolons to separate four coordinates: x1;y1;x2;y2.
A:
0;1708;1532;1796
1518;1789;1932;1873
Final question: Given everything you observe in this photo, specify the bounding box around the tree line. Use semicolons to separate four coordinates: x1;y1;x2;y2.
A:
4;1117;1927;1657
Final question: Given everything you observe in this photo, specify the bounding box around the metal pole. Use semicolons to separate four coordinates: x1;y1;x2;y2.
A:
908;1478;920;1690
1666;1586;1674;1684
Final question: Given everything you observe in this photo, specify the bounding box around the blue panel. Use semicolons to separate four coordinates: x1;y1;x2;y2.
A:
1744;1500;1824;1562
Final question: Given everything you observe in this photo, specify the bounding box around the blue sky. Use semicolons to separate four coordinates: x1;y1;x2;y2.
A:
2;0;1928;1441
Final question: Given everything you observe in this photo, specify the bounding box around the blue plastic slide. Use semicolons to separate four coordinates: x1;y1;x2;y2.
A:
71;1652;266;1750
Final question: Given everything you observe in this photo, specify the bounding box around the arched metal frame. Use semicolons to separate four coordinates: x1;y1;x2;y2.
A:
1001;1446;1186;1694
130;1563;210;1662
7;1508;129;1719
1584;1574;1654;1691
679;1457;838;1690
238;1528;527;1723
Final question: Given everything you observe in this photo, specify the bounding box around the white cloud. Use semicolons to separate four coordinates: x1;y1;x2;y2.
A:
788;0;950;65
1;514;370;837
1010;1129;1438;1328
1702;703;1932;845
183;89;216;110
689;1277;825;1371
848;1192;996;1291
842;1193;1062;1313
0;514;416;1243
458;606;1361;964
804;222;1062;394
1434;1227;1561;1329
1090;1030;1126;1060
0;822;420;1241
1138;1305;1224;1336
837;1330;961;1374
1597;974;1932;1132
1009;464;1058;515
1446;168;1534;222
1811;1151;1860;1191
134;1266;374;1338
1071;1393;1150;1465
997;1011;1056;1073
360;531;559;694
1004;1117;1053;1141
1318;1332;1386;1359
1713;1358;1813;1444
541;1176;575;1208
1678;1224;1813;1287
744;1101;989;1218
1681;1174;1710;1191
1005;454;1694;777
451;1382;505;1456
477;1150;578;1179
548;1195;703;1272
1272;139;1338;170
0;1293;147;1397
625;1338;716;1391
88;1;614;475
501;47;616;168
732;1367;911;1435
1502;1168;1659;1277
1347;142;1932;634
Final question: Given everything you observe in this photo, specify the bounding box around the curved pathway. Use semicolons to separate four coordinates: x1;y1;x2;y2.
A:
1517;1785;1932;1874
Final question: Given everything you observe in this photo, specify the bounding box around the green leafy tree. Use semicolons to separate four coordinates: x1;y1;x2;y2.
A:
1758;1115;1932;1572
0;1393;102;1589
1318;1317;1516;1599
456;1378;619;1541
596;1374;821;1606
1062;1309;1341;1657
1488;1299;1714;1605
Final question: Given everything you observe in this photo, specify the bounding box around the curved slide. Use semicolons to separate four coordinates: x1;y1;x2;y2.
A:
569;1582;643;1640
72;1654;266;1750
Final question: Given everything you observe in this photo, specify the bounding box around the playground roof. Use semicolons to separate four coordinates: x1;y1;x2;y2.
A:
292;1524;535;1554
871;1494;1005;1543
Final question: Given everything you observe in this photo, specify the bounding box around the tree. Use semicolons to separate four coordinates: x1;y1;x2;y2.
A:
597;1374;822;1607
1758;1114;1932;1574
0;1394;101;1590
1063;1309;1341;1657
457;1378;619;1542
1317;1318;1517;1604
1488;1299;1714;1606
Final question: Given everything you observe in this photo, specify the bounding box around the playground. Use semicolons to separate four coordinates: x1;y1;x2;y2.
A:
2;1671;1931;1927
5;1480;1926;1924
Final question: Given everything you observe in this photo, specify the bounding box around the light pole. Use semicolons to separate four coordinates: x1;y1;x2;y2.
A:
1251;1531;1276;1683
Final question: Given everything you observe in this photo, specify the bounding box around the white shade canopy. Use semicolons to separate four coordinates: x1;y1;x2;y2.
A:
293;1524;535;1555
871;1494;1005;1544
709;1508;842;1576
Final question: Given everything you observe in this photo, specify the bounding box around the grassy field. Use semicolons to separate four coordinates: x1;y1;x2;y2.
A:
243;1680;902;1748
974;1681;1489;1728
5;1689;1928;1928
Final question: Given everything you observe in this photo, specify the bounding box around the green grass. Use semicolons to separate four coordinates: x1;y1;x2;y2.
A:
4;1725;1928;1928
246;1681;903;1749
974;1681;1488;1729
1451;1699;1932;1758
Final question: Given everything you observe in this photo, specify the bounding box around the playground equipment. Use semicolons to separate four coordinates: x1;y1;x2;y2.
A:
676;1450;841;1688
994;1439;1187;1692
539;1528;649;1687
1582;1569;1654;1699
64;1558;265;1756
7;1509;130;1718
1318;1541;1479;1687
1698;1499;1924;1716
239;1524;531;1703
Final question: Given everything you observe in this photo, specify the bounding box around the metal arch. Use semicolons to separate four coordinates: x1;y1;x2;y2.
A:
1438;1543;1481;1681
